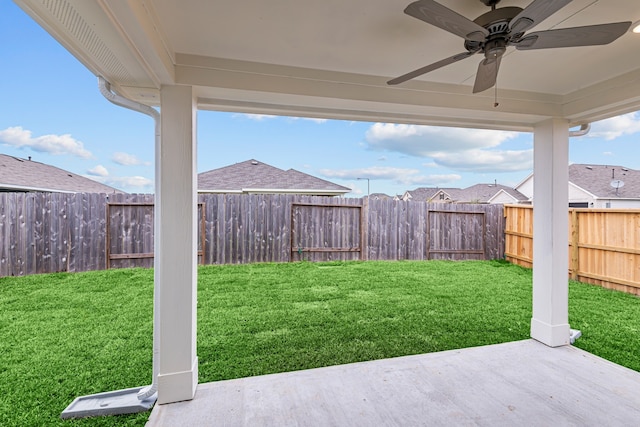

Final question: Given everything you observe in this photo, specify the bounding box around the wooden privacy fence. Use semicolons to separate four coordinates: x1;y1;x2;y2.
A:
290;202;364;262
201;195;504;264
105;202;206;269
0;192;154;276
428;208;487;259
0;192;505;277
367;200;502;261
504;205;640;295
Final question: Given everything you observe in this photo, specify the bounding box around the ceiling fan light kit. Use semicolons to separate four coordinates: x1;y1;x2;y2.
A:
388;0;632;94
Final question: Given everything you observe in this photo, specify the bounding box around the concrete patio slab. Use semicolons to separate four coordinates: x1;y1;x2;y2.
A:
146;340;640;426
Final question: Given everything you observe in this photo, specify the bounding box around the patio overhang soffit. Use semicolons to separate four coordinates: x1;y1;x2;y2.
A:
16;0;640;131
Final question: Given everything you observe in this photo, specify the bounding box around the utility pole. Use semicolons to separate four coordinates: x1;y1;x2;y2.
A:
357;177;370;197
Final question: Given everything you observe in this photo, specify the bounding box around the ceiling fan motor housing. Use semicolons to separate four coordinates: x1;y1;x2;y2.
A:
484;38;507;58
473;6;522;36
464;6;524;56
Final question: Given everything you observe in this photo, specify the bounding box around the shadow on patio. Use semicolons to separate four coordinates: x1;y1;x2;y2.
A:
147;339;640;426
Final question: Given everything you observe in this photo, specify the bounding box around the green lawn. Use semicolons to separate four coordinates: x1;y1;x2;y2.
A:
1;260;639;426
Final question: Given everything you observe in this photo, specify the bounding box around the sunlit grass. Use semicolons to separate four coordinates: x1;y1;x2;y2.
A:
196;260;533;381
0;269;154;427
1;260;638;426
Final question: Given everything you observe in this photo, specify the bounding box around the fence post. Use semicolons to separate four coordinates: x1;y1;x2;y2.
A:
361;197;368;261
570;209;579;280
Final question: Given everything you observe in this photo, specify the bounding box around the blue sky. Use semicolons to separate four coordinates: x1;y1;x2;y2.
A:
2;3;640;197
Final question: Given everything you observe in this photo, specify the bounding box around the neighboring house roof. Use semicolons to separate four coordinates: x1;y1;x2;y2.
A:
569;164;640;199
0;154;123;193
461;184;528;203
368;193;391;200
404;184;527;204
403;187;463;202
198;159;350;196
516;164;640;202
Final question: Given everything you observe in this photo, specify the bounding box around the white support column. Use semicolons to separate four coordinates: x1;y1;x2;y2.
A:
531;118;570;347
155;85;198;404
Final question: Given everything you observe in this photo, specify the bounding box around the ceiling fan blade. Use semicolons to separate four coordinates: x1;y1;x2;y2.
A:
515;22;632;50
388;51;476;85
509;0;572;34
405;0;488;42
473;55;502;94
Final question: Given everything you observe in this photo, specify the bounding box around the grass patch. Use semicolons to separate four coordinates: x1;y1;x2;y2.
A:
1;260;639;426
0;268;154;427
569;279;640;371
196;260;532;381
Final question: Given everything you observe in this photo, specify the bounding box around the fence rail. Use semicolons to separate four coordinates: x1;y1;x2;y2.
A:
0;193;505;276
504;205;640;295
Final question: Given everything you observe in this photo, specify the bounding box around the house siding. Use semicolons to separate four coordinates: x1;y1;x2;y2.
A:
593;199;640;209
491;192;518;204
568;184;594;207
515;175;533;200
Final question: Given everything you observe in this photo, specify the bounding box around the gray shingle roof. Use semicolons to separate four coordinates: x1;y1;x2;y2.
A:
405;184;527;203
0;154;123;193
460;184;528;203
569;164;640;199
405;187;462;201
368;193;391;200
198;159;350;195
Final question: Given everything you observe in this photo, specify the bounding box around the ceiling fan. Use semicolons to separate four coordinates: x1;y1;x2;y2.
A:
387;0;631;93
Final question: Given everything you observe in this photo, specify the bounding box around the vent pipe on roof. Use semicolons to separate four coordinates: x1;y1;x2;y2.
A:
98;76;159;402
569;123;591;137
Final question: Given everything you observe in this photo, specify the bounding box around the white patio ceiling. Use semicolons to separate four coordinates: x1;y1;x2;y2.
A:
16;0;640;131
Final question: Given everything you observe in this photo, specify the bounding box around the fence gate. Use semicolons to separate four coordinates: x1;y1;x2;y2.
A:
427;209;486;260
290;202;363;262
106;202;206;269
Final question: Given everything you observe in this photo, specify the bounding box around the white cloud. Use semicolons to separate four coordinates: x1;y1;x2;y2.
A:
365;123;518;156
236;114;327;123
588;112;640;140
238;113;277;121
112;152;149;166
90;175;153;190
347;184;364;195
364;123;531;172
603;151;613;156
319;166;461;186
87;165;109;177
289;117;328;124
108;176;153;188
400;173;462;186
0;126;92;159
320;166;418;180
430;149;533;172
